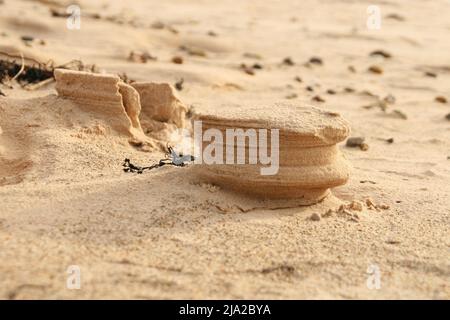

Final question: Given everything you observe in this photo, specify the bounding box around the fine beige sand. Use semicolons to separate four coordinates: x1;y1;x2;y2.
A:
0;0;449;299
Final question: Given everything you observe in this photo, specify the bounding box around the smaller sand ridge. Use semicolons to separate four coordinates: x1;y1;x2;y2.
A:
192;103;351;204
54;69;188;149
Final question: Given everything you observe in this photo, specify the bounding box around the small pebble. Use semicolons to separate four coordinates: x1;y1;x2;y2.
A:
309;57;323;65
21;35;34;41
424;71;437;78
326;89;336;95
445;113;450;121
365;198;376;208
369;50;392;59
172;56;183;64
294;76;302;83
386;138;394;144
240;64;255;75
348;65;356;73
312;95;325;103
368;65;383;74
306;86;314;92
321;209;334;218
285;93;298;99
310;213;321;221
435;96;447;104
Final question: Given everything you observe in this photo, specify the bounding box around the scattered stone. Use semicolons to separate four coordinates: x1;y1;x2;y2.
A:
312;95;325;103
349;200;363;211
424;71;437;78
389;109;408;120
435;96;447;104
370;50;392;59
240;63;255;75
377;204;390;210
365;198;376;208
344;87;355;93
348;65;356;73
294;76;302;83
180;45;207;57
252;63;263;70
306;86;314;92
309;57;323;65
386;239;401;245
207;31;217;37
446;113;450;121
0;89;4;96
326;89;336;95
282;57;295;66
50;8;71;17
385;13;405;21
368;65;383;74
386;137;394;144
175;78;184;91
310;213;321;221
346;137;365;148
383;94;396;104
172;56;183;64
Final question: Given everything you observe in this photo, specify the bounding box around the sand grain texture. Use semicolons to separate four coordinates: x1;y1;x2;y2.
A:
0;0;449;299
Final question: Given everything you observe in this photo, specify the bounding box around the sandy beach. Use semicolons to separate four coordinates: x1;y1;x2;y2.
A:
0;0;449;299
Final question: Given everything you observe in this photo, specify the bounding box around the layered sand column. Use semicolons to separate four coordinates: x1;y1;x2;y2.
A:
192;103;351;204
